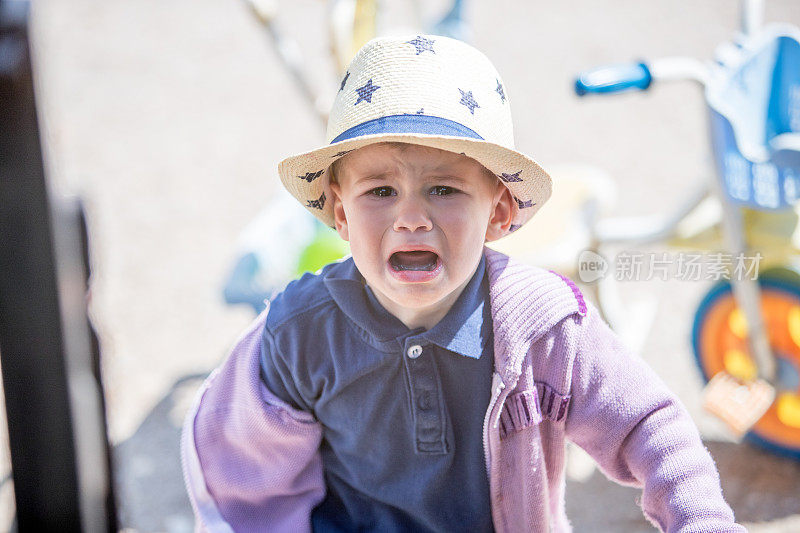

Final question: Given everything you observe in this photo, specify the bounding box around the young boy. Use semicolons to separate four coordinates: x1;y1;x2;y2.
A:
182;35;743;532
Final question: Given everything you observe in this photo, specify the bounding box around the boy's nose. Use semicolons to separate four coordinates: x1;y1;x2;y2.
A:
393;198;433;233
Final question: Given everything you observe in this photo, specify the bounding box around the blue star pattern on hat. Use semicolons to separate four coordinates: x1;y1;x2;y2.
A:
406;35;435;55
496;79;506;103
307;192;326;210
277;35;552;233
458;89;480;115
514;196;534;209
500;171;522;182
355;79;380;105
298;170;324;182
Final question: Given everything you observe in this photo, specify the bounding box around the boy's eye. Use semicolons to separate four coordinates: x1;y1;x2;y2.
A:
370;186;395;197
430;186;456;196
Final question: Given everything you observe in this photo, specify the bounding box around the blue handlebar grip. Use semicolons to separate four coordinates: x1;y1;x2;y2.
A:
574;62;652;96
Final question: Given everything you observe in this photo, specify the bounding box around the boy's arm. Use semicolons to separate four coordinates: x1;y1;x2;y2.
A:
563;302;744;532
181;311;325;533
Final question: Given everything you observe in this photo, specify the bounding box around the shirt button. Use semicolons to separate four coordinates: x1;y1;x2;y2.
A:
407;344;423;359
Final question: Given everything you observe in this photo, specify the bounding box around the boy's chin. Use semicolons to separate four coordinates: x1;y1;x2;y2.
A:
384;285;456;311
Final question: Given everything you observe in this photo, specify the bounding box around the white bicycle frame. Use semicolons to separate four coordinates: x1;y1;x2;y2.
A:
588;0;777;383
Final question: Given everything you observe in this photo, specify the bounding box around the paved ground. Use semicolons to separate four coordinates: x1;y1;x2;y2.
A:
7;0;800;530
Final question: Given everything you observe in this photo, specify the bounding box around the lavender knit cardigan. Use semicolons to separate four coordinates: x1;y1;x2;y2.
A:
182;248;743;532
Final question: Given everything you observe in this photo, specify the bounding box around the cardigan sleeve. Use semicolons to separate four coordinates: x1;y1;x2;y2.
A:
563;301;744;532
181;310;325;533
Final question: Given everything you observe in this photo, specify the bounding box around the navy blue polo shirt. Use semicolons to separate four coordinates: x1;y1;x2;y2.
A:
260;255;495;532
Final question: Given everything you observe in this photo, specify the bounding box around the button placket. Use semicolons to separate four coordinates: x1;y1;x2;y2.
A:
402;340;447;454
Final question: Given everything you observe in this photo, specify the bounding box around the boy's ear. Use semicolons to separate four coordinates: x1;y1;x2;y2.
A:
485;184;514;242
330;181;350;241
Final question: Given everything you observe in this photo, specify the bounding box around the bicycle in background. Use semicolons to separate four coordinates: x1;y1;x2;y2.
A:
509;0;800;459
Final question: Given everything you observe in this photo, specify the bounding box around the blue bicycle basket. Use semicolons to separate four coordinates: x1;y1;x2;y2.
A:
707;24;800;211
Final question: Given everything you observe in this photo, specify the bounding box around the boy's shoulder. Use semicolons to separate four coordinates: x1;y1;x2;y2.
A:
265;258;353;332
484;248;588;321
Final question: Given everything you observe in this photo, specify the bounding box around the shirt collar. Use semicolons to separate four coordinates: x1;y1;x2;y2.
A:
323;254;491;359
421;255;491;359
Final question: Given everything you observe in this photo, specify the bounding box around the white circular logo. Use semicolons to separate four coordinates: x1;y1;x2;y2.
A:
577;250;609;283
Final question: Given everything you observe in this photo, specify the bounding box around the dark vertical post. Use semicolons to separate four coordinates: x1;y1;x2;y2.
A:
0;1;117;531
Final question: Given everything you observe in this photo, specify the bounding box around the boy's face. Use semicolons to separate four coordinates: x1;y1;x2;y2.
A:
330;142;513;329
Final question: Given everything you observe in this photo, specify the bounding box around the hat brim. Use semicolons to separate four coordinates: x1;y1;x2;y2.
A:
277;133;552;233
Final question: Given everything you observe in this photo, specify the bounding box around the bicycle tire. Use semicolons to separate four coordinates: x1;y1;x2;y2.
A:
692;271;800;460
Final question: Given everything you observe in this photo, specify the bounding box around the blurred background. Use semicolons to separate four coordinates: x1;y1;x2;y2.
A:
2;0;800;531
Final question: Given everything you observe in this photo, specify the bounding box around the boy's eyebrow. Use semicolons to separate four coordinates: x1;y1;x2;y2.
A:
353;172;393;183
430;173;467;181
350;168;474;184
425;173;470;185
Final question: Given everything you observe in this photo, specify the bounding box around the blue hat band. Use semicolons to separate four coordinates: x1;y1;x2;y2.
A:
330;114;484;144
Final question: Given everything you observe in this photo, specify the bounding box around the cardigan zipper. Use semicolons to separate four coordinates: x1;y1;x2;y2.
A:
485;370;520;532
482;372;505;480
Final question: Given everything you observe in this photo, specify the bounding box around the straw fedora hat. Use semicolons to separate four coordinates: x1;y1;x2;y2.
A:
277;34;551;234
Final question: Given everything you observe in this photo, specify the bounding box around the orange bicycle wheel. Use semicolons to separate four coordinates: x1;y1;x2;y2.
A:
692;273;800;459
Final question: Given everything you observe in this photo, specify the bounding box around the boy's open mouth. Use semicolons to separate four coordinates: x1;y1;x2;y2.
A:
389;251;440;272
